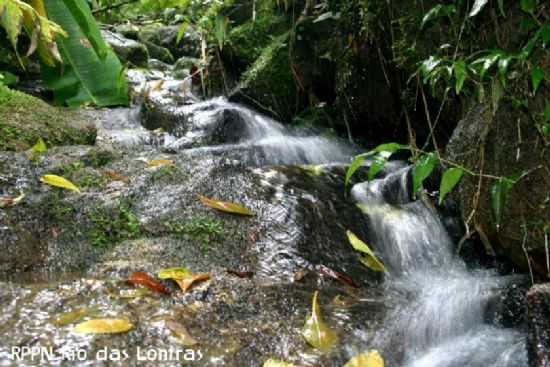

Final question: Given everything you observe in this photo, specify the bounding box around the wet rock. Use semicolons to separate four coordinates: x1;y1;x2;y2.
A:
527;283;550;367
114;23;140;39
148;59;171;71
446;101;550;276
142;41;174;64
138;25;200;59
173;56;199;71
101;30;149;68
0;85;96;151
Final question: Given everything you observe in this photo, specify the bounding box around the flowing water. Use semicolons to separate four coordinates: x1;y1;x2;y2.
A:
1;73;530;366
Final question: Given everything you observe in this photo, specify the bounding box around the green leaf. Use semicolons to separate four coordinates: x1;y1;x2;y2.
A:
214;14;229;51
302;291;338;352
531;67;544;93
369;142;408;154
438;167;464;204
421;4;456;29
412;153;438;198
344;351;385;367
0;0;24;51
40;174;81;193
346;230;385;272
490;177;515;229
520;0;537;13
368;153;388;181
544;100;550;123
491;78;503;116
41;0;128;106
176;21;188;45
0;71;18;86
31;137;47;154
453;60;466;95
345;156;365;189
469;0;489;17
473;53;501;80
497;0;506;17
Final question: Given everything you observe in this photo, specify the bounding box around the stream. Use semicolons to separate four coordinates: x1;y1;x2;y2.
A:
0;63;529;366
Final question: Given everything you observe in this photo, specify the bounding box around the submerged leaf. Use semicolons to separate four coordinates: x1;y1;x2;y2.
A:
317;264;359;288
40;174;81;193
346;230;385;272
166;320;198;346
344;351;385;367
73;319;133;334
174;273;210;292
302;291;338;352
127;271;171;295
117;288;150;299
263;359;296;367
438;167;464;204
198;194;255;216
0;192;25;208
53;308;90;326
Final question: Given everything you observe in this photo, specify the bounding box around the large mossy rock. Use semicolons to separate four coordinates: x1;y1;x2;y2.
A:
138;24;200;59
101;30;149;67
230;33;301;122
0;85;96;151
446;97;550;276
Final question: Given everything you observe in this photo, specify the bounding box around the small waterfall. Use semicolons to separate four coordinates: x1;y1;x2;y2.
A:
351;166;528;367
164;97;357;166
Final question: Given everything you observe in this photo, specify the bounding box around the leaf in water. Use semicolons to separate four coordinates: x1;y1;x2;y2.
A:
490;177;516;230
31;138;47;154
40;174;81;193
345;155;365;189
101;170;129;182
412;153;438;198
0;192;25;208
158;267;191;280
226;269;254;278
166;320;198;346
263;359;296;367
53;308;90;326
344;351;385;367
73;319;133;334
127;271;171;295
173;273;210;292
531;67;545;93
117;288;150;299
469;0;489;17
147;159;175;167
302;291;338;352
438;167;464;204
317;264;359;288
346;230;385;272
198;194;255;216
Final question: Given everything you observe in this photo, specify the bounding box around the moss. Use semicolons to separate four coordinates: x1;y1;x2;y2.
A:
0;85;96;151
225;14;289;71
165;215;227;253
236;32;298;120
86;203;141;247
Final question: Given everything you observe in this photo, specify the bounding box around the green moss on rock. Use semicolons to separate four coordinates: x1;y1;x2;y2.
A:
0;85;96;151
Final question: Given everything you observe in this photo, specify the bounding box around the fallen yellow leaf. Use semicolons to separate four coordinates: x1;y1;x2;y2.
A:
263;358;296;367
73;319;133;334
166;320;198;346
53;308;90;326
148;159;175;167
0;192;25;208
346;230;385;272
158;267;191;280
302;291;338;352
198;194;255;216
343;351;385;367
40;174;80;193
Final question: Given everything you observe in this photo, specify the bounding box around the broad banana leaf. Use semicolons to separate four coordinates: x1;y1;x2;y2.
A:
41;0;128;106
